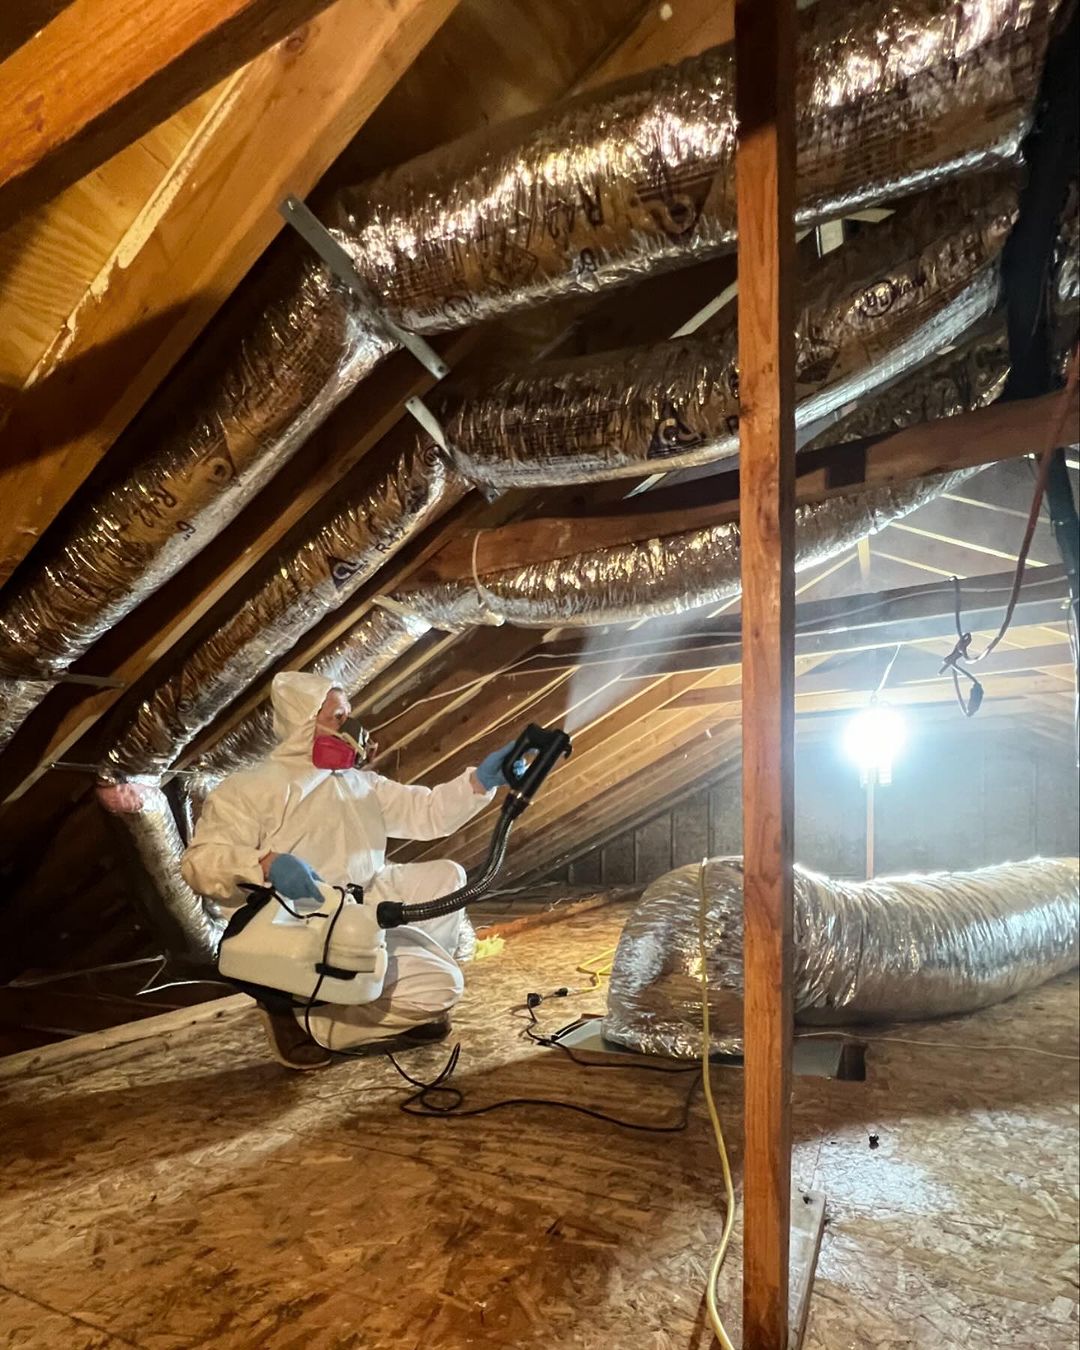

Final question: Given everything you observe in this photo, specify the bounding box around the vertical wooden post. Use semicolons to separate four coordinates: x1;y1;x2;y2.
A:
735;0;797;1346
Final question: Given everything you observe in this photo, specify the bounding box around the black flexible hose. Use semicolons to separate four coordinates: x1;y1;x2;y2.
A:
376;803;515;928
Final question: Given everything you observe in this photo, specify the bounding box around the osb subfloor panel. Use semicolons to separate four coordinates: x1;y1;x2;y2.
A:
1;904;1077;1350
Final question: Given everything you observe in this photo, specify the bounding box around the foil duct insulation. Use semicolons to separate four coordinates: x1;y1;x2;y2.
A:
441;181;1017;486
0;250;389;753
97;779;224;967
196;607;429;778
0;0;1056;751
342;0;1054;331
103;183;1015;780
602;856;1080;1057
394;471;973;631
802;325;1011;449
102;445;464;778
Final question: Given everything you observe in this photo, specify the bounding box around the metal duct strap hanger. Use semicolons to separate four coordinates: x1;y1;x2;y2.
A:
278;195;452;447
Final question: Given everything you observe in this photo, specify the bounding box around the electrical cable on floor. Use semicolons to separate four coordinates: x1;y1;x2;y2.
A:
298;894;702;1124
517;996;701;1075
386;1040;701;1130
696;858;736;1350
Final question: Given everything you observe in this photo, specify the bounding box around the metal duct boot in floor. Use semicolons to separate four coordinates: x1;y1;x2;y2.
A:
602;855;1080;1058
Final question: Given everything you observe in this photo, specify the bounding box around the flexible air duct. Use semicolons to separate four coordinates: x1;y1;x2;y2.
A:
393;471;974;631
97;779;224;966
603;855;1080;1057
0;0;1058;748
440;181;1017;486
102;445;463;777
0;256;391;750
802;325;1011;449
114;470;966;967
102;180;1010;781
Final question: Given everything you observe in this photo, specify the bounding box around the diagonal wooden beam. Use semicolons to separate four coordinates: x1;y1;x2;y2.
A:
0;0;460;586
0;0;369;228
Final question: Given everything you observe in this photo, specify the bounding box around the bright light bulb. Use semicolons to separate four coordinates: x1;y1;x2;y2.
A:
843;702;905;785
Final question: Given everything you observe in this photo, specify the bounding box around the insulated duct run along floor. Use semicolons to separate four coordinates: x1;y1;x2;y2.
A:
0;906;1076;1349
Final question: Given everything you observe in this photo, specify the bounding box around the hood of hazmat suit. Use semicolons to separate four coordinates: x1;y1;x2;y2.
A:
180;671;494;912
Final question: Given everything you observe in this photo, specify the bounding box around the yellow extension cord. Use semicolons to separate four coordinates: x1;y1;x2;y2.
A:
581;872;736;1345
578;870;735;1345
576;947;616;986
698;857;737;1350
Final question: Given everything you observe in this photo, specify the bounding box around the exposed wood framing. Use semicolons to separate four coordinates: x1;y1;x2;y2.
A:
735;0;798;1342
418;387;1078;584
0;0;460;586
0;0;356;228
0;0;716;819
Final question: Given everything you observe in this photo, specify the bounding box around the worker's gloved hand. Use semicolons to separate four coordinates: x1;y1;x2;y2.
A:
268;853;323;908
475;741;527;792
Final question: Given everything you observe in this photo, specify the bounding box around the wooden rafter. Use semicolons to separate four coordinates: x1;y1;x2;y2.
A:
0;0;460;587
0;0;362;227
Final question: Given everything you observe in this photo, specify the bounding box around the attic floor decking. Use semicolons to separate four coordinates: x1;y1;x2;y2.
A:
1;903;1077;1350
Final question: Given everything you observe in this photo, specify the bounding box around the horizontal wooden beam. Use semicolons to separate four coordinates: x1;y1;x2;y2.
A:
420;388;1079;583
0;0;354;228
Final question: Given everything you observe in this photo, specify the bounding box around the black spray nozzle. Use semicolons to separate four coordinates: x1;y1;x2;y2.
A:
501;723;572;818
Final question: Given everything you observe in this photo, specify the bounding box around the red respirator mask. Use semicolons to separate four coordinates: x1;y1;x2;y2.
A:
311;718;371;772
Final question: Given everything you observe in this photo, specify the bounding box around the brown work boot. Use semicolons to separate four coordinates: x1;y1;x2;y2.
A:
257;1006;332;1071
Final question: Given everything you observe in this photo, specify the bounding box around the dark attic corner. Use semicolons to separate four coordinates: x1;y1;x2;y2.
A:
0;0;1077;1347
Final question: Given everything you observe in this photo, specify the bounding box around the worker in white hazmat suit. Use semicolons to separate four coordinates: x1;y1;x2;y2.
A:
182;671;516;1069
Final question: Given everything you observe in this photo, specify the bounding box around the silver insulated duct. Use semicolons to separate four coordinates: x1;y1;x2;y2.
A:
0;0;1058;748
602;855;1080;1057
802;325;1011;450
117;469;968;968
102;181;1014;780
392;471;975;630
194;606;430;779
439;181;1017;486
103;446;463;778
97;779;225;966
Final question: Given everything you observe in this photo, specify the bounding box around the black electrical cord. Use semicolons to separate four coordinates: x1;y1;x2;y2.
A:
297;904;703;1128
301;886;348;1047
381;992;702;1132
386;1042;702;1132
516;997;701;1075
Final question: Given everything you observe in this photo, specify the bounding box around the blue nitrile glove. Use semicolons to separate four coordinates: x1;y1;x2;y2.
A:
475;741;527;792
268;853;323;910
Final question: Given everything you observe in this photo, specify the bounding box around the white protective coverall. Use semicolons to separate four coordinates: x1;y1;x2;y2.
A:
181;672;495;1048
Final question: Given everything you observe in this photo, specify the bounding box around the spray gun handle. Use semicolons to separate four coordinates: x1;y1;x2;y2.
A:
502;723;572;808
